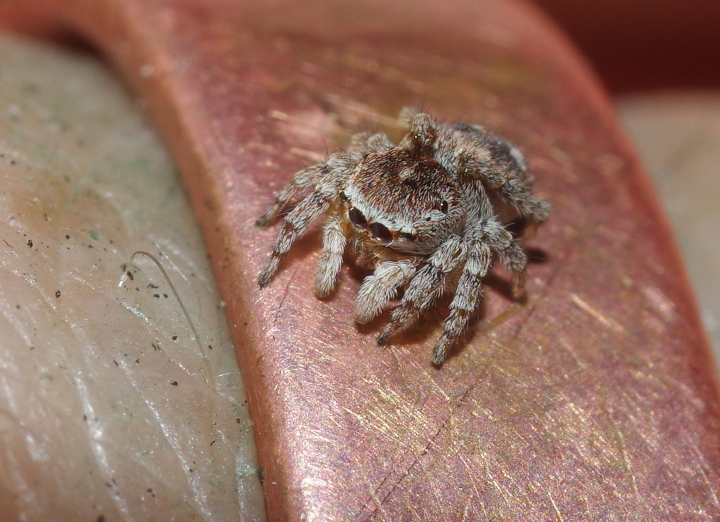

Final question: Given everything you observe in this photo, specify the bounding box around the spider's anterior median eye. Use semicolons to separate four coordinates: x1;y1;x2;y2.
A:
371;222;393;243
348;207;368;227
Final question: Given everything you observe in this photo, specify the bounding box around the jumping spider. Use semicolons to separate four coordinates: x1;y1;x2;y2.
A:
256;107;549;364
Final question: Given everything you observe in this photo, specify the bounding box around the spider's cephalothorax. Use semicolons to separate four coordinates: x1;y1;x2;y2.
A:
342;147;466;256
256;108;550;364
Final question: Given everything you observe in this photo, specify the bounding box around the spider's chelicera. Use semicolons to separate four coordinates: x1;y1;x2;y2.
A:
256;108;550;364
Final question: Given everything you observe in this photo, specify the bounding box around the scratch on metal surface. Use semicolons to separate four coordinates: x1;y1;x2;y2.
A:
481;456;513;508
697;458;720;509
401;355;452;403
271;266;299;326
558;338;587;370
404;501;423;521
288;146;326;164
343;405;414;454
614;425;639;498
570;293;626;334
548;490;565;522
363;386;473;518
681;430;720;507
419;454;446;517
478;451;513;506
562;401;600;462
343;378;435;454
483;301;526;331
458;454;483;507
323;94;399;128
640;285;676;322
368;427;440;514
460;502;471;522
360;470;394;518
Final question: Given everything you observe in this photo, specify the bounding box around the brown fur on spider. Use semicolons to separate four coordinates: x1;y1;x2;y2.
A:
256;107;550;365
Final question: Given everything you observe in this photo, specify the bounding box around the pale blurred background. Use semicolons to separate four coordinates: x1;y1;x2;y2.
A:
616;94;720;370
535;0;720;372
0;34;265;521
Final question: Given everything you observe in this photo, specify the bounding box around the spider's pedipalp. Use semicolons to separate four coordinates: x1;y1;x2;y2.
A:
315;213;347;298
377;235;466;345
348;131;392;155
355;258;417;324
367;133;394;154
376;264;443;345
347;131;373;153
399;112;437;152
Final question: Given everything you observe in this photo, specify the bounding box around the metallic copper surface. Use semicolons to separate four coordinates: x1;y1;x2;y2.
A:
3;0;720;519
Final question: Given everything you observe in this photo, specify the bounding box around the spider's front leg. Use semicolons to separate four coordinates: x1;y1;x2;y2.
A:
257;156;361;288
257;141;374;287
255;145;372;228
256;162;324;230
377;235;467;346
431;240;490;364
257;187;335;287
431;219;527;364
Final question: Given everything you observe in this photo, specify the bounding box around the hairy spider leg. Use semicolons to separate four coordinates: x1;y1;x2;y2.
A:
355;258;418;323
377;235;467;345
315;212;347;297
431;240;490;364
256;149;362;228
258;186;343;287
437;129;550;225
431;216;526;363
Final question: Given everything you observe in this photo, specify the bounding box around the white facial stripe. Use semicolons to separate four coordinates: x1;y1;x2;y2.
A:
343;185;414;232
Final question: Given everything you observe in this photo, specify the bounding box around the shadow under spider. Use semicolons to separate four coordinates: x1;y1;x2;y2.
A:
261;209;550;362
349;250;549;362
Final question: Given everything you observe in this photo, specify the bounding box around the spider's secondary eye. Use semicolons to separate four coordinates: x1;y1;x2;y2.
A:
348;207;368;227
441;200;449;213
339;191;348;202
371;223;393;243
401;232;417;242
